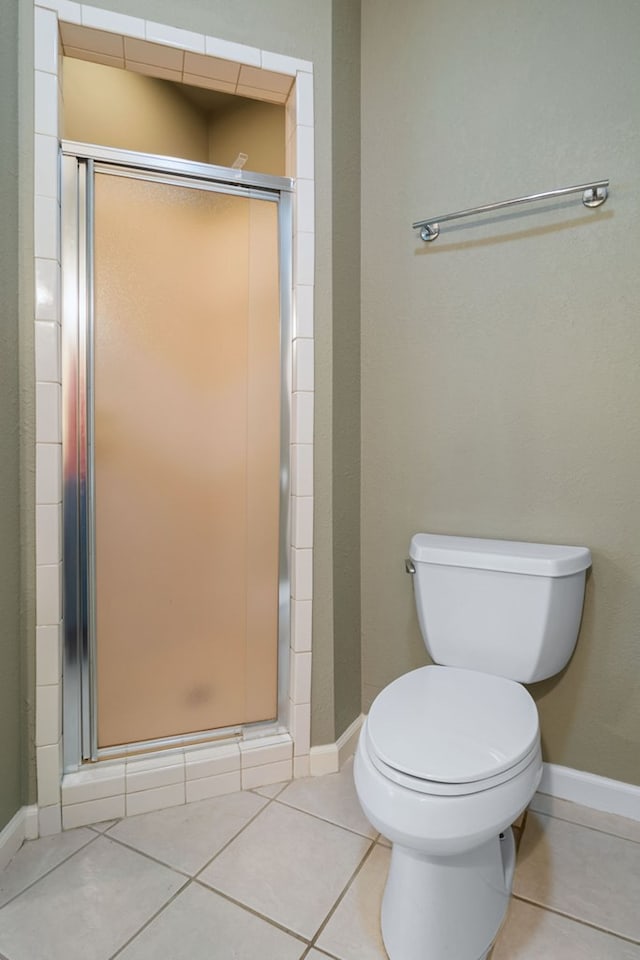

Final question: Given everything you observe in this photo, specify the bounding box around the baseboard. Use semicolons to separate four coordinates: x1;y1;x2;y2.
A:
539;763;640;822
309;714;365;776
0;805;39;873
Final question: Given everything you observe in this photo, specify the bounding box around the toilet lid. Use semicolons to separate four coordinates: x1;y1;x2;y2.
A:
367;666;539;784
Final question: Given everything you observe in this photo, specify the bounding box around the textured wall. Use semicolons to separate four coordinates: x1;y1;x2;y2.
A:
0;0;24;830
361;0;640;784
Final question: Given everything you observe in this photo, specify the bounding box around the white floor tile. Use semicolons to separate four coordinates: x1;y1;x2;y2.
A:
277;757;377;839
117;881;306;960
491;897;640;959
106;790;266;875
0;836;184;960
0;829;95;908
253;780;290;798
199;801;370;940
316;844;389;960
514;812;640;941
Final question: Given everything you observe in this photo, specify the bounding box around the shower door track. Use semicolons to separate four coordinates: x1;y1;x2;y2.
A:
61;141;293;772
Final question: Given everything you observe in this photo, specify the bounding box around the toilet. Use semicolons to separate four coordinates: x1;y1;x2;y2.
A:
354;533;591;960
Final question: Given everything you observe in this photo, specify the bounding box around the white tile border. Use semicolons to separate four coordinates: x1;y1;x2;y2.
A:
539;763;640;823
33;0;315;830
309;713;365;777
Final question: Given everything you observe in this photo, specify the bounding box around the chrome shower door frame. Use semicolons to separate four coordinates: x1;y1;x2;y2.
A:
61;142;293;771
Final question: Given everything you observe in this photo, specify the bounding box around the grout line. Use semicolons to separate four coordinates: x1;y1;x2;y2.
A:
190;789;283;880
107;876;192;960
530;807;640;846
511;895;640;946
306;838;378;951
273;796;378;843
192;879;310;947
0;829;101;911
97;832;192;880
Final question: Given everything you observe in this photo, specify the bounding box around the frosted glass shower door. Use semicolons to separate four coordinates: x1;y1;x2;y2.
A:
93;171;281;748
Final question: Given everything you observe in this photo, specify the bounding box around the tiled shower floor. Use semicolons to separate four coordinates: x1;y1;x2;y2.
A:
1;759;639;959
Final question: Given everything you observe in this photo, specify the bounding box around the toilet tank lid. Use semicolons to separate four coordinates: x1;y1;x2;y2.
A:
409;534;592;577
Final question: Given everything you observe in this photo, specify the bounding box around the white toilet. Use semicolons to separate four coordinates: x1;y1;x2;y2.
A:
354;533;591;960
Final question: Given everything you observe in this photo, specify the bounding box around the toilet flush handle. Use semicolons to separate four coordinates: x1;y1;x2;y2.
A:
405;559;416;575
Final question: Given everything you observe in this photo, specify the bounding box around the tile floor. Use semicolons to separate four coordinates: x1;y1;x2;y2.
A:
1;760;639;959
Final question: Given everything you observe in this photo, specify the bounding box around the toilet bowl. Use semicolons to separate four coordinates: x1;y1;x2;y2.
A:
353;533;591;960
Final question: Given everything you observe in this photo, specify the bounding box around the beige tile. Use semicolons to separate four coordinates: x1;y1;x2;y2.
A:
59;23;124;58
317;844;389;960
199;801;370;939
107;789;266;875
0;829;94;908
236;84;287;104
124;37;183;70
238;65;293;95
278;757;377;839
514;812;640;941
491;897;640;959
117;882;306;960
529;793;640;843
0;837;184;960
126;61;182;82
184;51;239;83
64;47;125;69
182;73;236;94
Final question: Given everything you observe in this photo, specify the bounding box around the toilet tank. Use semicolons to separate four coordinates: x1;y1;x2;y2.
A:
409;534;591;683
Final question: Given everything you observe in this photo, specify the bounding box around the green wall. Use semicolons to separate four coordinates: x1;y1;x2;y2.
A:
361;0;640;784
0;0;25;830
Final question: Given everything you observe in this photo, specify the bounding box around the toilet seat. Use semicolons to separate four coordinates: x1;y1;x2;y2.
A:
367;665;539;796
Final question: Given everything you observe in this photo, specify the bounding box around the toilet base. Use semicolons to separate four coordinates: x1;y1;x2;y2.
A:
381;829;515;960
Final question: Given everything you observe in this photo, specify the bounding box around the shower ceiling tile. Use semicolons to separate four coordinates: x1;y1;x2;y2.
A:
124;37;184;71
182;73;236;95
63;46;124;68
60;22;124;57
236;84;288;105
183;51;239;83
126;61;182;83
238;65;294;95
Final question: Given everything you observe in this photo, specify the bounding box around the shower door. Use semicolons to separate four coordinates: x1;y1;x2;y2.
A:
62;145;292;765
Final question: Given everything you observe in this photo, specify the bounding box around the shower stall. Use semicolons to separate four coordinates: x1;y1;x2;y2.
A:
62;142;292;769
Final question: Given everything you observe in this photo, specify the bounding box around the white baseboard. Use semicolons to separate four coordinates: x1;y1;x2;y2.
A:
0;805;39;873
539;763;640;822
309;714;365;777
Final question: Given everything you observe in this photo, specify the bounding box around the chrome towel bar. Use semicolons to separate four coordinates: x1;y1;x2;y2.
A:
413;179;609;242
